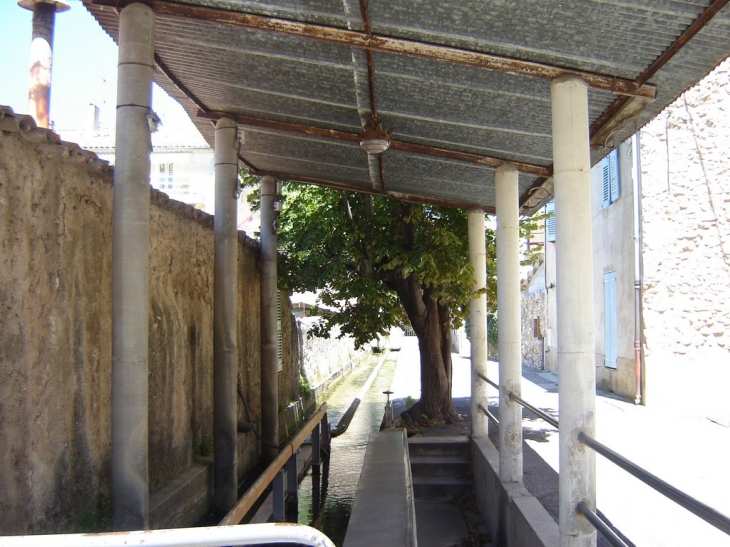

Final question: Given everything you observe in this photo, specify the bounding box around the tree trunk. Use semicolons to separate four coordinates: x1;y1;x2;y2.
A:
398;288;457;424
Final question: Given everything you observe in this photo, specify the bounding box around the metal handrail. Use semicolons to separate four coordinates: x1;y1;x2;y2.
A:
220;403;328;525
478;373;730;539
477;373;558;429
576;502;629;547
0;523;336;547
477;372;498;390
477;402;499;426
578;432;730;536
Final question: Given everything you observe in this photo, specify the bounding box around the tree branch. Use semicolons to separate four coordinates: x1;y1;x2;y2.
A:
341;191;374;278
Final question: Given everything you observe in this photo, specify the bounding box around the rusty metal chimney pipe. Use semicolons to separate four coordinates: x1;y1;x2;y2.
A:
19;0;69;128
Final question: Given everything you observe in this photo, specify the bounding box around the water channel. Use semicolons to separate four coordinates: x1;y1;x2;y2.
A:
296;351;399;546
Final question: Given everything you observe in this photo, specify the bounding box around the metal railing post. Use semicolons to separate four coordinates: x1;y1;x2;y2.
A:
287;452;298;499
272;470;285;522
321;413;330;451
312;419;321;473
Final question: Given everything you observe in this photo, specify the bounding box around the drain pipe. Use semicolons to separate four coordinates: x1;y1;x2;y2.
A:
632;133;645;405
19;0;69;128
213;117;239;513
260;175;279;462
110;2;154;530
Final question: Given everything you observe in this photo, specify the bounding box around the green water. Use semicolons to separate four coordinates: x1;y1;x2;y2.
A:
296;353;398;546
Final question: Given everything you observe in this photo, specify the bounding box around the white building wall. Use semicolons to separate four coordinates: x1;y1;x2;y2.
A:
591;140;639;400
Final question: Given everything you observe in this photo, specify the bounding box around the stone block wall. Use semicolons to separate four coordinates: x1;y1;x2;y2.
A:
639;59;730;411
521;292;545;370
298;317;367;398
0;121;298;534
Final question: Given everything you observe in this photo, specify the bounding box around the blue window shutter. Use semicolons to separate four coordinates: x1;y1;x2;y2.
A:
601;156;611;209
604;272;618;369
609;149;620;202
545;200;556;242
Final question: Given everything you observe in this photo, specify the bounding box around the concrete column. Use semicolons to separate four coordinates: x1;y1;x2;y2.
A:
551;75;596;547
495;163;523;483
19;0;69;128
213;117;239;513
260;175;279;462
468;209;489;438
110;2;154;531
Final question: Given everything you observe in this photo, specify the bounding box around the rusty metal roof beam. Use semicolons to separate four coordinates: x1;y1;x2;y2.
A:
591;0;729;148
245;168;494;212
90;0;656;100
197;111;552;177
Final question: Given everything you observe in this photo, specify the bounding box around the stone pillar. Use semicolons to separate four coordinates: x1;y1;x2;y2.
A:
260;175;279;462
551;75;596;547
19;0;69;128
468;209;489;437
110;2;154;531
495;163;523;483
213;117;239;513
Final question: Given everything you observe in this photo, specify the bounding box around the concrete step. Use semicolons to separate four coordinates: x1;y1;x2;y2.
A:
412;476;471;501
408;436;471;458
409;456;471;477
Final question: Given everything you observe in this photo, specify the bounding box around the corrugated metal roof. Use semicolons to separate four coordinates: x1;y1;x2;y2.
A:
83;0;730;212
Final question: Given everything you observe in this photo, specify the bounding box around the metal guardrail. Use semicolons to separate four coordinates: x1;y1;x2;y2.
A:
220;403;329;525
477;402;499;426
578;432;730;536
477;373;558;429
477;374;730;542
576;502;629;547
0;523;336;547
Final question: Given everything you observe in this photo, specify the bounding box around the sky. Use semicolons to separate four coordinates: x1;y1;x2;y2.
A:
0;0;202;138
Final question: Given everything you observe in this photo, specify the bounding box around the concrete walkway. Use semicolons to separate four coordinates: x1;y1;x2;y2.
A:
389;336;730;547
389;337;490;547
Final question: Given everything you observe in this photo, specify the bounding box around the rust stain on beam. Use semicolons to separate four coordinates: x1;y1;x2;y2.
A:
246;168;491;211
389;140;551;177
198;111;551;176
89;0;656;99
591;0;728;147
636;0;730;87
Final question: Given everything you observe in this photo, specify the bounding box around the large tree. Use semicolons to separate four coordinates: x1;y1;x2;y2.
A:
273;182;496;424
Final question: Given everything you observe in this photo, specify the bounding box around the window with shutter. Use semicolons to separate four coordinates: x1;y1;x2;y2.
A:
609;150;620;202
545;200;556;242
600;149;620;209
604;271;618;369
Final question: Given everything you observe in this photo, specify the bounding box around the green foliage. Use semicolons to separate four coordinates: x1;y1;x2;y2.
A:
239;169;543;355
275;182;483;348
197;434;214;457
299;372;312;400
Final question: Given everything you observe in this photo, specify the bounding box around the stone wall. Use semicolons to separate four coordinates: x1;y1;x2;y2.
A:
639;59;730;412
0;122;298;534
298;317;367;398
521;292;545;369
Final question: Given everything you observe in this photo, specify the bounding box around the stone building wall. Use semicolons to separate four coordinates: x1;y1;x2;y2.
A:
0;118;299;534
298;317;367;398
639;59;730;413
521;292;546;369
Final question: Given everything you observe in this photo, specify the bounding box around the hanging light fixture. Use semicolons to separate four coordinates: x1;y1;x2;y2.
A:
359;117;392;155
